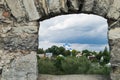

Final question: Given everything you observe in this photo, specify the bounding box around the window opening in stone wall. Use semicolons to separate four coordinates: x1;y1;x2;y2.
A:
38;14;111;76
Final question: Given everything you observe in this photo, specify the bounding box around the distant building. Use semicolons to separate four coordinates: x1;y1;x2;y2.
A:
76;53;82;57
46;53;53;59
87;55;96;60
37;54;45;58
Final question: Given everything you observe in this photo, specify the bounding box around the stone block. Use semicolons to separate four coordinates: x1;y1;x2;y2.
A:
38;0;50;15
68;0;79;10
0;0;4;5
93;0;111;16
109;28;120;39
23;0;40;21
1;52;38;80
47;0;62;13
6;0;26;20
107;0;120;20
82;0;94;12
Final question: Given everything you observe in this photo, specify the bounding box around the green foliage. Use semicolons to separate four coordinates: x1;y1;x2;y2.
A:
96;51;102;61
64;50;71;56
102;47;110;63
62;56;91;74
99;47;110;65
37;48;44;54
37;56;110;75
87;63;111;75
38;58;57;74
59;46;66;55
82;49;91;57
45;45;71;56
54;56;65;71
37;45;111;75
46;45;60;55
82;47;111;66
72;49;78;56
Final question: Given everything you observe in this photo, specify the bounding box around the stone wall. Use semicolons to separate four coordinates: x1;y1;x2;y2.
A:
0;0;120;80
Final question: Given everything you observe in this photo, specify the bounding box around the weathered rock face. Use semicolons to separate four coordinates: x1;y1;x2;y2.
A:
1;0;120;21
1;52;37;80
0;50;22;71
0;22;38;50
0;0;120;80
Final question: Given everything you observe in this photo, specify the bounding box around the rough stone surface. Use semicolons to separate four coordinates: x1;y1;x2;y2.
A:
93;0;112;16
67;0;79;11
109;28;120;39
82;0;95;12
107;0;120;19
5;0;26;21
0;0;120;21
1;52;38;80
0;0;120;80
0;21;38;51
111;73;120;80
48;0;62;13
108;21;120;80
23;0;40;21
38;0;50;15
43;0;68;14
0;50;23;71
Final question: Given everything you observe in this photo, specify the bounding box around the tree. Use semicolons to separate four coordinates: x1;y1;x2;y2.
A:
72;49;78;56
102;47;110;64
45;45;60;56
64;50;71;56
59;46;65;55
92;51;97;56
82;49;91;57
37;48;45;54
96;51;102;61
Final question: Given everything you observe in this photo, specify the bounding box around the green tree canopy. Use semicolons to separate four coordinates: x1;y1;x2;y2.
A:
37;48;45;54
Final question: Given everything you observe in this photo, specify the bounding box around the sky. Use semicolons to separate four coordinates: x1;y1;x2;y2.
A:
39;14;109;52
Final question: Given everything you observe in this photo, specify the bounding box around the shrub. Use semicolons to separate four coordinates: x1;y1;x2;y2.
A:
61;57;79;74
54;55;65;71
87;63;111;75
77;56;91;74
37;56;111;75
61;56;91;74
38;58;57;74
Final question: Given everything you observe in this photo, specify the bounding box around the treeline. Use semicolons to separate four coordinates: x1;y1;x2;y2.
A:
37;45;78;56
37;46;111;75
38;45;110;65
82;47;110;65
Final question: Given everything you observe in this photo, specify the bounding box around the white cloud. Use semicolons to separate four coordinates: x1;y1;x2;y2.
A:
39;14;108;51
39;41;109;52
39;14;108;42
71;43;109;52
40;14;107;31
39;41;63;50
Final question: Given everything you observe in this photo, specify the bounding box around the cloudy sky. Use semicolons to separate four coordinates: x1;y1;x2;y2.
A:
39;14;109;51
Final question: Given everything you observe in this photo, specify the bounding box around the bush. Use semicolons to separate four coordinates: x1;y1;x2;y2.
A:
61;56;91;74
54;55;65;71
61;57;79;74
38;58;57;74
77;56;91;74
37;56;111;75
87;63;111;75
